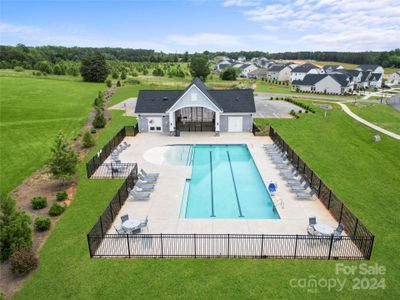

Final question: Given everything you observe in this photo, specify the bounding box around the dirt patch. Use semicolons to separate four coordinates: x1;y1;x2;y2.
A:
0;85;117;299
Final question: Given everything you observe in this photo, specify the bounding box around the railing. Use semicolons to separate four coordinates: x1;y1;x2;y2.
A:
268;126;374;258
87;167;138;255
90;163;138;179
86;125;375;260
86;125;138;178
88;233;373;260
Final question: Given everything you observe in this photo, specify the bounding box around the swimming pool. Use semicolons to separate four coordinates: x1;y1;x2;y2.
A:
180;144;280;219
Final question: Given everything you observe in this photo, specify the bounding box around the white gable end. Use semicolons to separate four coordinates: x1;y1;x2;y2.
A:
167;85;222;113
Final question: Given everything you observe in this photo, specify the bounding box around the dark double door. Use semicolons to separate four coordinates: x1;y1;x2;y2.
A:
175;107;215;132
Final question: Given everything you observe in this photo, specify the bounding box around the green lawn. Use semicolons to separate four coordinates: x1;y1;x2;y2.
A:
14;99;400;298
0;76;104;193
347;103;400;134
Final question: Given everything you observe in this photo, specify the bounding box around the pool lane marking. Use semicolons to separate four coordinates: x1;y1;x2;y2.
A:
209;151;216;217
226;151;244;218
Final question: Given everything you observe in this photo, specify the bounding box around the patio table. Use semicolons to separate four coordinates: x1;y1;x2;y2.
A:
122;219;141;233
314;223;334;235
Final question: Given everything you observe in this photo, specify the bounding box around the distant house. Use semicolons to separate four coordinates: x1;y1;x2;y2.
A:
237;56;246;63
135;78;255;134
336;69;363;88
232;63;244;69
358;71;372;89
356;65;384;74
388;71;400;85
290;63;323;82
369;73;383;88
216;59;232;72
291;73;353;95
264;64;291;82
323;65;344;73
248;68;268;79
239;64;258;78
254;57;269;67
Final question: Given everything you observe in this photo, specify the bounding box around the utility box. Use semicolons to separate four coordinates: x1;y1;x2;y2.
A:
372;135;381;142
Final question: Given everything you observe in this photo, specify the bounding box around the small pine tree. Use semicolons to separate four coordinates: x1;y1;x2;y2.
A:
82;131;95;148
92;109;107;128
105;79;112;87
47;132;79;183
121;71;127;80
0;194;33;261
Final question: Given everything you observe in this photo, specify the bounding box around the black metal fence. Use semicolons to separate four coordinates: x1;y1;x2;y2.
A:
86;125;138;178
88;233;372;259
268;126;374;258
86;125;374;260
87;166;138;254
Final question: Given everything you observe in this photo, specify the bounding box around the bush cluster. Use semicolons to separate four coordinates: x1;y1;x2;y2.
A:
56;191;68;201
49;203;66;216
0;194;33;262
34;217;51;231
273;97;316;113
31;196;47;210
10;248;39;276
82;130;95;148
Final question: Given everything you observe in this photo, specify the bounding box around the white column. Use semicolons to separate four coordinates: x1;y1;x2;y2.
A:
169;111;175;132
215;112;220;132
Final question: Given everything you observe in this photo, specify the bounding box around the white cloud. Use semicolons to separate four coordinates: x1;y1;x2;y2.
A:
223;0;261;7
0;22;171;51
263;25;279;30
231;0;400;50
0;22;39;35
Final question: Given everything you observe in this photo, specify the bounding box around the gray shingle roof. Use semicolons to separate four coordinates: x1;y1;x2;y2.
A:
135;78;255;114
357;64;380;72
360;71;371;82
370;73;382;81
291;74;326;86
267;64;287;72
292;73;350;87
291;63;319;73
337;69;362;77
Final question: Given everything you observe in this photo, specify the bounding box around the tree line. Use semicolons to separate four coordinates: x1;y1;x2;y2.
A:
1;45;399;71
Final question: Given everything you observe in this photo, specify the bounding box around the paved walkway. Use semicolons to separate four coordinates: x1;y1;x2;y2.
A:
338;103;400;140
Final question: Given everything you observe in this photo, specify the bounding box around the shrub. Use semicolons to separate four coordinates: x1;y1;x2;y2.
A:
0;194;33;261
31;196;47;209
92;109;107;128
121;71;127;80
112;71;119;79
105;78;112;87
90;128;97;134
34;217;51;231
56;191;68;201
125;78;140;85
49;203;66;216
220;68;237;81
80;51;108;82
82;131;95;148
14;66;24;72
10;248;38;276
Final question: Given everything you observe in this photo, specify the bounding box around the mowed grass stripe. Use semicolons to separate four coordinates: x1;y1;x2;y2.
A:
0;76;104;193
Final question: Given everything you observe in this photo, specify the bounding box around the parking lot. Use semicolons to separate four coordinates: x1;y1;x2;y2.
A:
111;96;300;119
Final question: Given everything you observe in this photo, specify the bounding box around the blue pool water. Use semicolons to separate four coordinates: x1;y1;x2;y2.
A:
180;144;280;219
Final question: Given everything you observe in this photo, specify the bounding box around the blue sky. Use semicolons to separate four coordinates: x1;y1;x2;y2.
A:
1;0;399;53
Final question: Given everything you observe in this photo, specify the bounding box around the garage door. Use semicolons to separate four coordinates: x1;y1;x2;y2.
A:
228;116;243;132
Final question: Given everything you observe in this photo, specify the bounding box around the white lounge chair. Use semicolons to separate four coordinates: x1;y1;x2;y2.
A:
140;169;159;179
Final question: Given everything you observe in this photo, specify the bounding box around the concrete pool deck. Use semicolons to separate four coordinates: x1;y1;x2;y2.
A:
104;132;340;236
